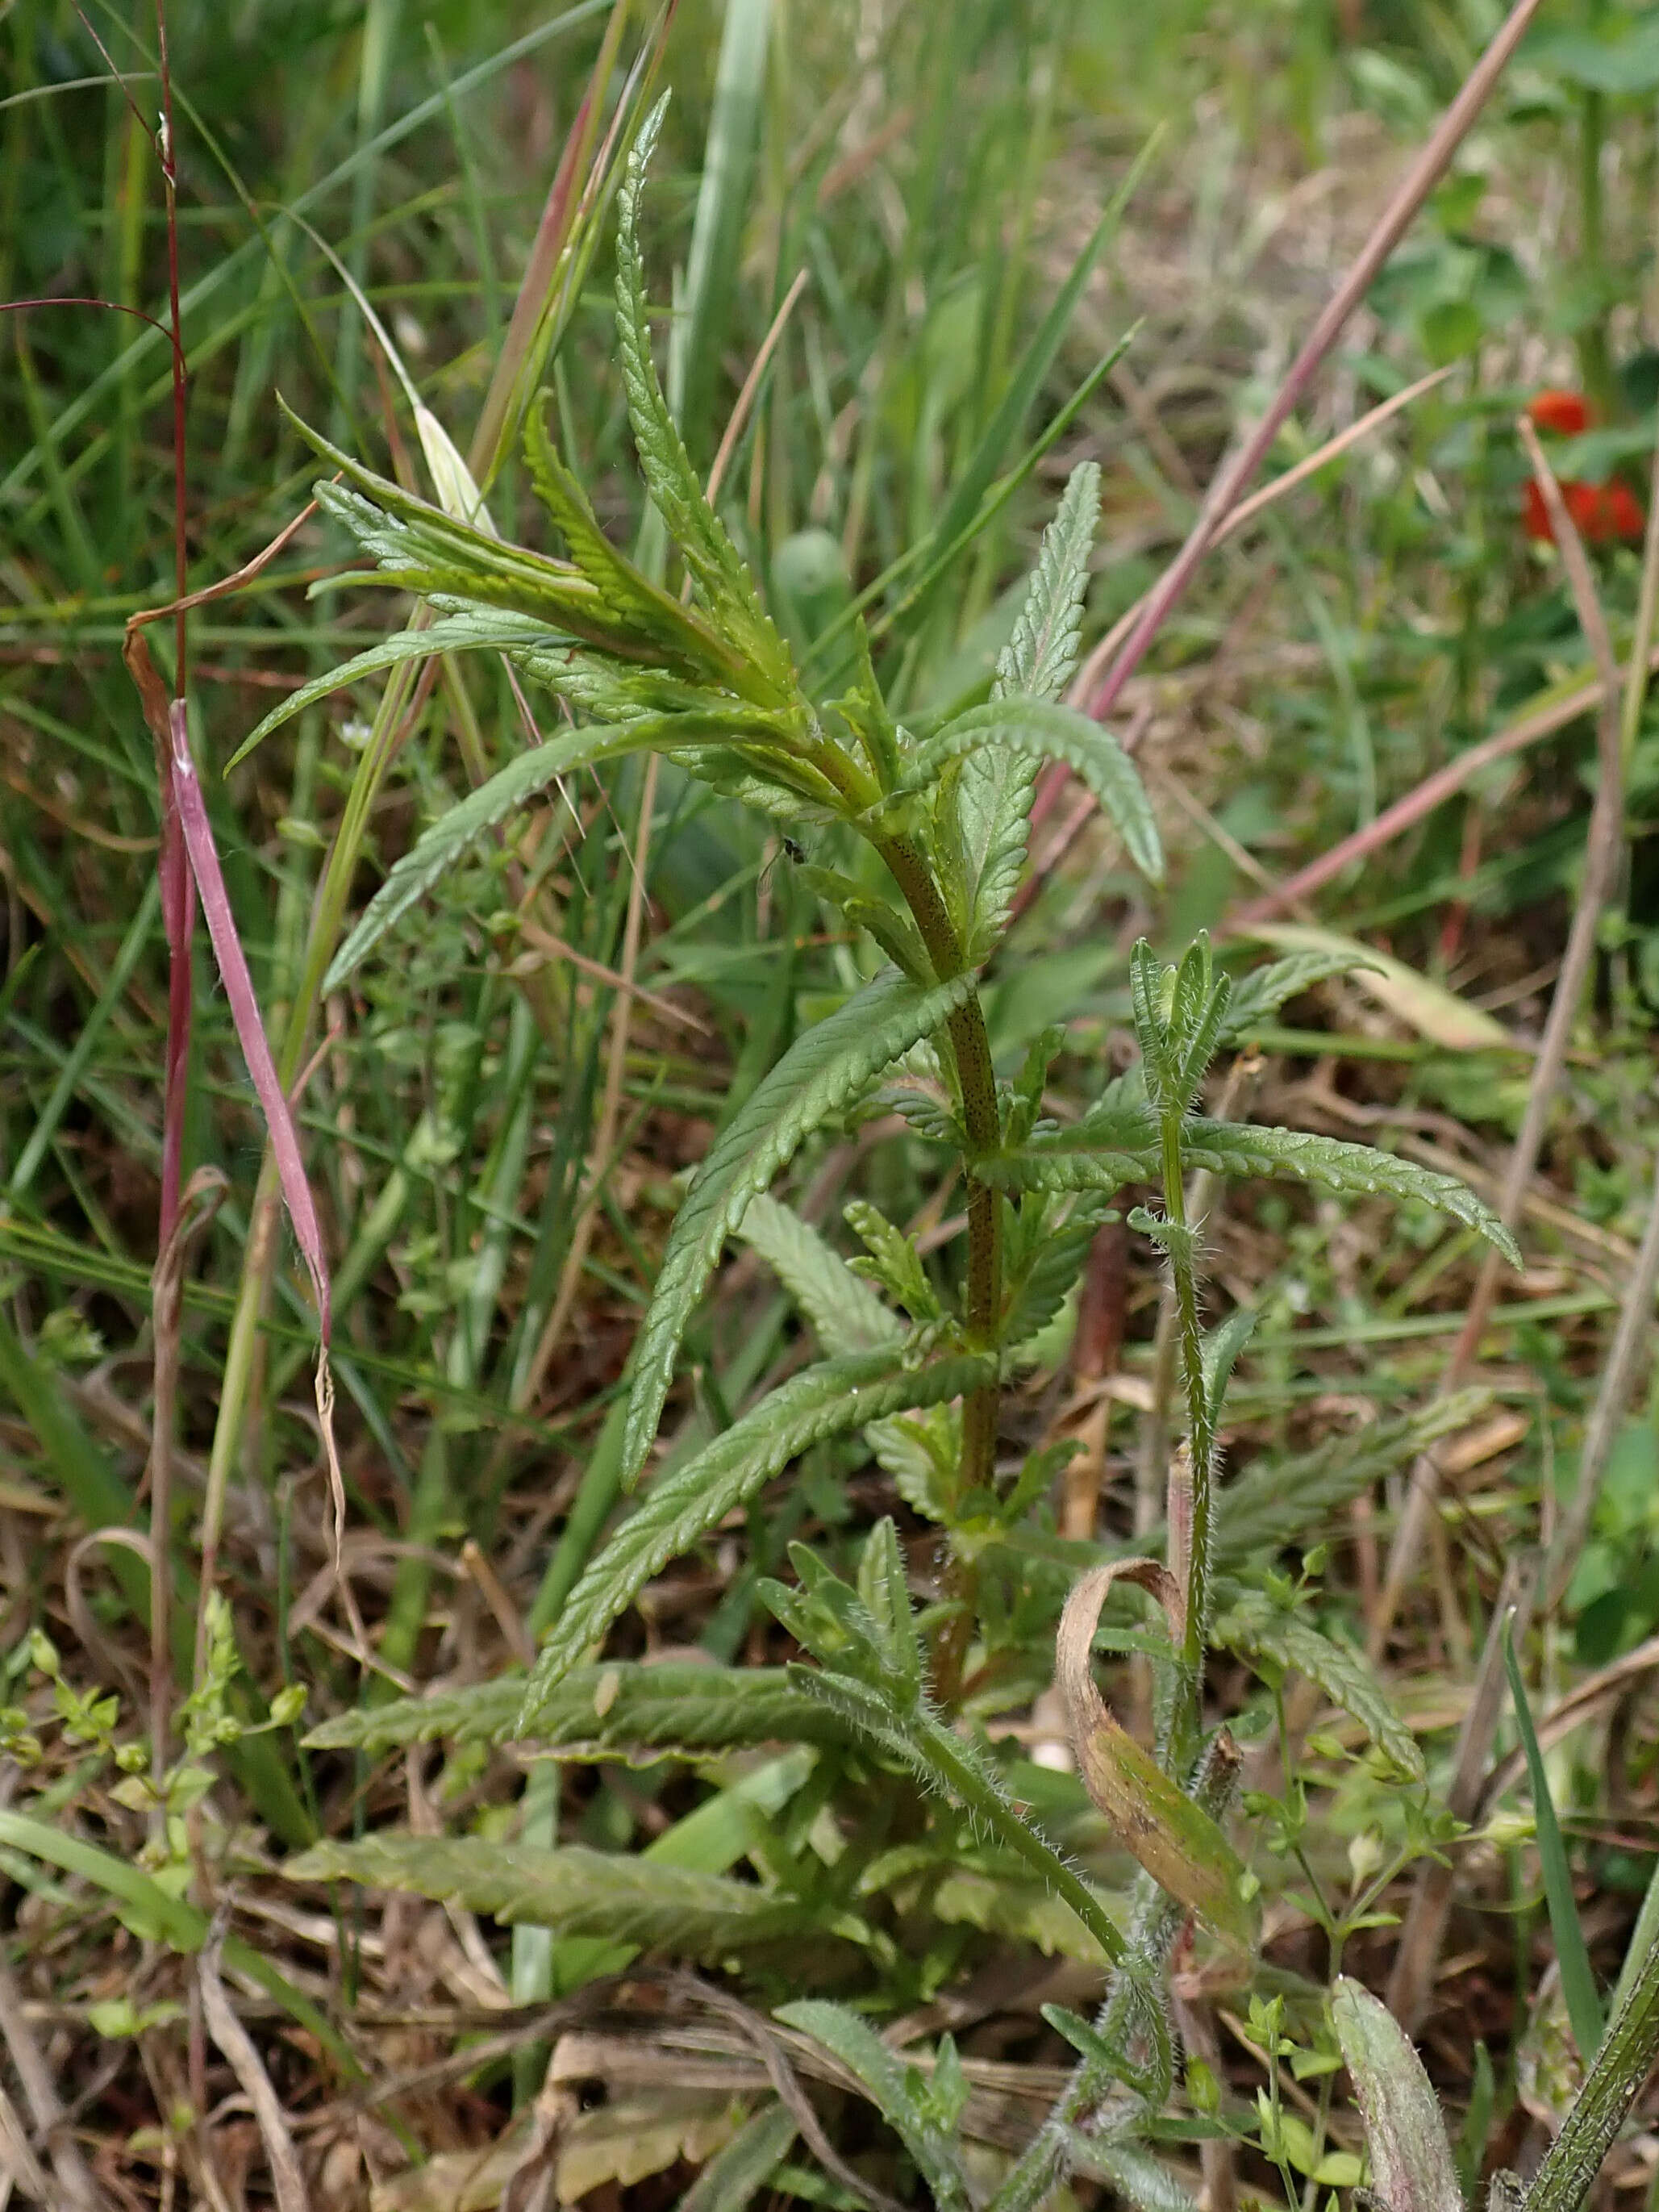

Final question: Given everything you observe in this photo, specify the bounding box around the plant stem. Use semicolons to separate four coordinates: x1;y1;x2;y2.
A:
1160;1109;1212;1749
875;833;1003;1497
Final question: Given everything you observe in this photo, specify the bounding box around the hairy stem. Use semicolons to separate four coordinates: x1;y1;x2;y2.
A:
1161;1111;1212;1750
990;1733;1241;2212
875;833;1003;1503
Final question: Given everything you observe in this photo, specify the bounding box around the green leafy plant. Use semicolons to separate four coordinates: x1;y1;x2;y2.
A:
265;91;1659;2206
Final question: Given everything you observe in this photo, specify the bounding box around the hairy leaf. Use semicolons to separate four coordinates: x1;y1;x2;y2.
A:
986;1111;1520;1266
1332;1978;1461;2212
733;1196;952;1513
1217;1391;1494;1563
996;461;1102;703
1215;1590;1424;1780
1220;949;1380;1044
303;1660;842;1760
613;96;794;701
621;966;976;1484
960;460;1103;950
519;1346;993;1730
323;718;665;991
776;2001;972;2211
891;698;1162;885
287;1834;815;1955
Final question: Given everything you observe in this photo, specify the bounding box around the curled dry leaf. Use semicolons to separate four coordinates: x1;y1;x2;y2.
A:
1056;1562;1257;1948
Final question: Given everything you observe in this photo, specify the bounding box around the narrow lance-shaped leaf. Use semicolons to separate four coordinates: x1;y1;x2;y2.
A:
891;697;1162;885
962;459;1103;948
1503;1614;1603;2065
735;1195;952;1513
1523;1905;1659;2212
1215;1591;1424;1782
324;714;707;992
1057;1561;1257;1948
304;1659;844;1759
518;1346;993;1730
775;2001;972;2212
612;94;794;699
1332;1977;1461;2212
286;1834;816;1956
621;966;976;1485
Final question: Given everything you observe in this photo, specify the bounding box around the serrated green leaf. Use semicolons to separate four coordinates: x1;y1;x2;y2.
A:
1215;1591;1424;1781
931;1869;1097;1959
1220;949;1380;1044
733;1196;952;1513
1215;1391;1493;1564
287;1834;814;1955
844;1199;941;1324
621;966;977;1484
797;863;932;979
775;2001;973;2211
231;605;561;765
734;1195;899;1354
995;461;1102;703
890;699;1162;885
614;96;794;700
524;396;736;671
519;1346;993;1730
1180;1121;1522;1267
302;1659;842;1759
323;718;664;991
958;461;1103;951
1332;1978;1462;2212
984;1109;1521;1267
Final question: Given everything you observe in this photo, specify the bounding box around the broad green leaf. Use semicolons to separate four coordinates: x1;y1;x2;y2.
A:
776;2001;972;2212
621;966;977;1484
1503;1617;1603;2064
961;461;1102;949
1243;924;1515;1054
613;95;794;700
303;1659;843;1759
1528;22;1659;95
519;1346;993;1729
930;1868;1097;1959
1215;1590;1424;1781
675;2103;797;2212
324;716;685;991
890;698;1162;885
1332;1978;1462;2212
287;1834;815;1955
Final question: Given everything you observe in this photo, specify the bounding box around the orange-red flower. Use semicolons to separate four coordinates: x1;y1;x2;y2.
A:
1520;387;1644;545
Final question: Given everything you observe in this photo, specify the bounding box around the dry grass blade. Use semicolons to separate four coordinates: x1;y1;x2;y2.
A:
1369;419;1627;1656
0;1955;107;2212
198;1924;311;2212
